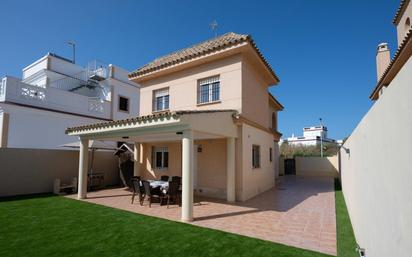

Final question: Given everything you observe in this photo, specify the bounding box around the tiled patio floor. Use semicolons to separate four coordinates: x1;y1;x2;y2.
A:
67;176;336;255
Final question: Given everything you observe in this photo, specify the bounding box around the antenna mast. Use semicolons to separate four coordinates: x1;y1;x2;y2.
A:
67;41;76;64
209;20;218;37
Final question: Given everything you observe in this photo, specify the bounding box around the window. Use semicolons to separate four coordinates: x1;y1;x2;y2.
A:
118;96;129;112
252;145;260;169
198;76;220;104
153;147;169;169
153;88;169;112
270;147;273;162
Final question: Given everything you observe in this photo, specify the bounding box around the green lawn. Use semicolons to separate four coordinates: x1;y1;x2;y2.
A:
0;179;357;257
334;178;358;257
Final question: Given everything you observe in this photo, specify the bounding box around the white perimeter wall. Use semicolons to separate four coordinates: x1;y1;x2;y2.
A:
339;57;412;257
0;103;105;149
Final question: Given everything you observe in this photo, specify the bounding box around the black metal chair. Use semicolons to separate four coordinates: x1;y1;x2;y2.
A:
160;175;169;182
131;178;145;206
165;180;181;208
142;180;163;207
171;176;181;184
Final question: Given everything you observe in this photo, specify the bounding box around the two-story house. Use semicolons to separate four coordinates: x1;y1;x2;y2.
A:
0;53;140;149
66;32;284;222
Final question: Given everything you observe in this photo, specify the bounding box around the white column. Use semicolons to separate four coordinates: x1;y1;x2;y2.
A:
226;137;236;202
133;142;140;176
181;130;194;222
78;138;89;199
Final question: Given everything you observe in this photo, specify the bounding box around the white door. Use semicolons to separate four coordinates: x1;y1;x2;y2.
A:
193;145;198;189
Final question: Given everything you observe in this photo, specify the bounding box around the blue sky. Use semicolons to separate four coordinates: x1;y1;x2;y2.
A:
0;0;399;139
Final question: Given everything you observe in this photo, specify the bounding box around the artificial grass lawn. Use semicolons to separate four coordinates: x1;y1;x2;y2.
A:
0;179;358;257
334;179;358;257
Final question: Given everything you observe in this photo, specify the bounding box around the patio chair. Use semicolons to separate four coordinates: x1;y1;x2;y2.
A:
171;176;181;184
131;178;145;206
165;180;181;208
160;175;169;182
142;180;163;207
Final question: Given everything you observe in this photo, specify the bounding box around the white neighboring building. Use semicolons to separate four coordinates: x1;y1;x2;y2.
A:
284;126;340;146
0;53;140;149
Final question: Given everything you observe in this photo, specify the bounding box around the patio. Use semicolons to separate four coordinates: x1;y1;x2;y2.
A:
67;176;337;255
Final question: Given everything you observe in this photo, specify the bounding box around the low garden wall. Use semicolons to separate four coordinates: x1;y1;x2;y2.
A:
278;156;338;177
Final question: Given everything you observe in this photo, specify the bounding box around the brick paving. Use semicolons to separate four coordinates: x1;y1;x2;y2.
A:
66;176;336;255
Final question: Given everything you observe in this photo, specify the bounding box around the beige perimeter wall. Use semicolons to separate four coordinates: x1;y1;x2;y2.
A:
339;57;412;257
0;148;119;197
295;156;338;177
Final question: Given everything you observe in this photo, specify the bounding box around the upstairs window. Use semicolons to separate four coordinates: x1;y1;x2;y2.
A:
118;96;129;112
252;145;261;169
153;146;169;169
198;76;220;104
153;88;169;112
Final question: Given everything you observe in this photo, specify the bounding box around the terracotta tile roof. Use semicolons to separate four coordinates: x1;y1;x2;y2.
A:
65;110;238;134
370;28;412;100
393;0;410;25
128;32;280;82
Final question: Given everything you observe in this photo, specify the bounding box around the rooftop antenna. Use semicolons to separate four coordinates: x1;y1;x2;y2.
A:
67;41;76;64
209;20;218;37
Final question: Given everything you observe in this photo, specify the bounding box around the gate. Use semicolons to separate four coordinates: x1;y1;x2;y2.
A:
284;158;296;175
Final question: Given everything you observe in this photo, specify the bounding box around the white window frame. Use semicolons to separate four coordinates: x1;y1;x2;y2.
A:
153;88;169;112
153;146;169;170
197;76;220;104
252;145;261;169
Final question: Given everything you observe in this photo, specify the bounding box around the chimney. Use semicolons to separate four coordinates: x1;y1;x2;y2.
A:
376;43;390;81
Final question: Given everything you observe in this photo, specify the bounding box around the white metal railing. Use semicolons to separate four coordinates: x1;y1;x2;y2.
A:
88;97;104;113
48;70;88;91
87;60;108;80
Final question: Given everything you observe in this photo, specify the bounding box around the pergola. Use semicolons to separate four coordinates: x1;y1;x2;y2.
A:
66;110;238;222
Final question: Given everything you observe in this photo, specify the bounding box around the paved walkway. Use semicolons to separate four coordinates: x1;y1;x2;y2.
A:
67;176;336;255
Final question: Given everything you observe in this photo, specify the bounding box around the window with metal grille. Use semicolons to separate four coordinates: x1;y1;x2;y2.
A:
118;96;129;112
153;146;169;169
198;76;220;104
153;88;169;112
252;145;261;169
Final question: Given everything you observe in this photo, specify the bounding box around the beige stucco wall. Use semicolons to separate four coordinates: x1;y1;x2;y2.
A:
139;54;243;115
240;123;276;201
242;58;271;128
139;139;228;199
339;57;412;257
0;148;119;197
295;156;338;177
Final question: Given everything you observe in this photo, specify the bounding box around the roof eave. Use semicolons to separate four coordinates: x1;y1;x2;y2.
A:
370;28;412;100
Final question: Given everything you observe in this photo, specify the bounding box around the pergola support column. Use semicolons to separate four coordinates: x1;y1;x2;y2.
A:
226;137;236;202
78;138;89;199
133;142;140;176
181;130;194;222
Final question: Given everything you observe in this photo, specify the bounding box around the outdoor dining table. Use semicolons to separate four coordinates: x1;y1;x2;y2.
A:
147;180;169;193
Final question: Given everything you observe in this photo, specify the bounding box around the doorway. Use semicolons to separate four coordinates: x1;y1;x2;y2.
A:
284;158;296;175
